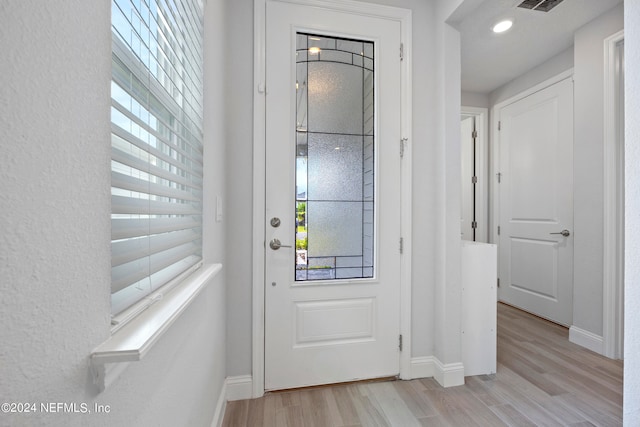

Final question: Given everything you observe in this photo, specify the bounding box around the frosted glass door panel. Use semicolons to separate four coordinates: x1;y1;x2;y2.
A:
308;62;363;135
308;134;363;201
295;32;375;282
307;201;363;257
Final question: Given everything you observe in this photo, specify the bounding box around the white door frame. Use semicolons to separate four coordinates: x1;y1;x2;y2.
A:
252;0;413;398
603;30;624;359
461;106;488;243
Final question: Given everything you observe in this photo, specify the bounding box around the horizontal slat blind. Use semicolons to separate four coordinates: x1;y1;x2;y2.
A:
111;0;204;316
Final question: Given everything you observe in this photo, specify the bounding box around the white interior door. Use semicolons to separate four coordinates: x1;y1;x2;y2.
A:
497;77;574;326
265;1;402;391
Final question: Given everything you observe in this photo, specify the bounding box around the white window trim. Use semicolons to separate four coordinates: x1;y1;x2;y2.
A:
90;263;222;392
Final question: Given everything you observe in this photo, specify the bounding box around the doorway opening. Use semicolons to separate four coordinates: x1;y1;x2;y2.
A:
460;107;488;243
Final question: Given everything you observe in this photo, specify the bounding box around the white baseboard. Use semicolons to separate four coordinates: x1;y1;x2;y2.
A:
226;375;254;401
569;326;604;355
433;358;465;387
210;380;227;427
209;375;254;427
409;356;465;388
409;356;435;378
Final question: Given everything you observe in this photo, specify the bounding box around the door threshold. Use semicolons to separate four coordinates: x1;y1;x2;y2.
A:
265;375;399;394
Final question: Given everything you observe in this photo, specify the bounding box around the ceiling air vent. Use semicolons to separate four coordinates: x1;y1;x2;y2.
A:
517;0;565;12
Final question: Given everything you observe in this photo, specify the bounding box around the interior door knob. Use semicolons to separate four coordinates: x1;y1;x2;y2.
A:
549;229;570;237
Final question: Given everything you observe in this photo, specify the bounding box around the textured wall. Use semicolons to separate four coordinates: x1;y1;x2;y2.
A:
0;1;227;426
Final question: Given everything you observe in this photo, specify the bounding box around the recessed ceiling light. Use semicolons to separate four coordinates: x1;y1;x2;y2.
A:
492;20;513;33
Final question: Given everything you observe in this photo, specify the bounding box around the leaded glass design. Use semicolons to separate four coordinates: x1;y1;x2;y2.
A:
295;33;374;281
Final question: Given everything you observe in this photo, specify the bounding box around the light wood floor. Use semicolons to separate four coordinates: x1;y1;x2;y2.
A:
222;303;623;426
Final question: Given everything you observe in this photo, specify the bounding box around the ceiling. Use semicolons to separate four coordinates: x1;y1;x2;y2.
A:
454;0;623;94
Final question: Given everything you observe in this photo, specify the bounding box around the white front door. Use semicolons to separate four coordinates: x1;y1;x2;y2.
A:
265;0;402;391
497;77;574;326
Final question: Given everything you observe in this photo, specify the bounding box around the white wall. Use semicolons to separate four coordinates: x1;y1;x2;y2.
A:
224;0;255;377
461;91;489;108
572;4;623;338
434;20;464;367
489;46;574;106
0;2;227;426
624;1;640;423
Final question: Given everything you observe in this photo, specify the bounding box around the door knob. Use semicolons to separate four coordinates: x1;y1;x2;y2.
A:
269;238;292;250
550;229;571;237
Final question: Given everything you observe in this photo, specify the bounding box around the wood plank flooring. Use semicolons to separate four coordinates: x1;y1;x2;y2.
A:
222;303;623;426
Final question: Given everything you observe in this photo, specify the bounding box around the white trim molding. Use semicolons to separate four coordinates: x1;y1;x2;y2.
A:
603;29;625;360
433;358;465;388
253;0;413;397
210;380;227;427
409;356;435;379
570;326;604;355
209;375;254;427
90;264;223;392
226;375;254;402
409;356;465;388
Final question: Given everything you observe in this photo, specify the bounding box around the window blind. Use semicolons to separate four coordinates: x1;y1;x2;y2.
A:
110;0;204;317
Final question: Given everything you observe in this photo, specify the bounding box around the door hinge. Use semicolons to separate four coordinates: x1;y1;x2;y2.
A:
400;43;404;61
472;130;478;139
472;221;478;229
498;121;502;131
497;226;501;236
399;237;404;254
472;176;478;184
399;334;403;351
497;172;502;183
497;278;500;288
400;138;408;158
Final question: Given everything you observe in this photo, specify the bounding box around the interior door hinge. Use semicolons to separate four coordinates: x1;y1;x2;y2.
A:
471;221;478;229
399;237;404;254
400;138;408;158
472;176;478;184
400;43;404;61
497;278;500;288
472;130;478;139
497;226;501;236
498;121;502;131
399;334;403;351
497;172;502;183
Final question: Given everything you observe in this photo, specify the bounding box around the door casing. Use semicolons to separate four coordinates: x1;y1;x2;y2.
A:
252;0;413;398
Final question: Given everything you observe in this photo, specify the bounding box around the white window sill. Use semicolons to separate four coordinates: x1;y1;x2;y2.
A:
90;263;222;392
